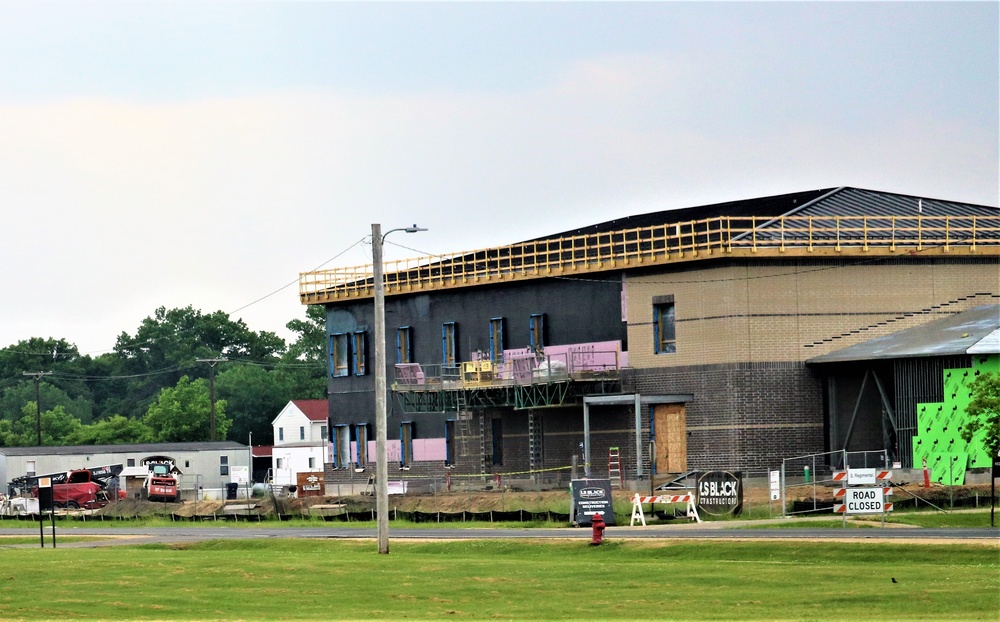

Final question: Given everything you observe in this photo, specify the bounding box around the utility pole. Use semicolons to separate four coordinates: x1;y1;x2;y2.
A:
196;358;228;441
23;372;53;446
372;223;427;555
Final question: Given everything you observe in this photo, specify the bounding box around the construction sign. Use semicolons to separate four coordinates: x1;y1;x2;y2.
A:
571;479;615;526
696;471;743;516
833;469;894;515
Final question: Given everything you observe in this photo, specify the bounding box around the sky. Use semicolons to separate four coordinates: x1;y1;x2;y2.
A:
1;1;997;356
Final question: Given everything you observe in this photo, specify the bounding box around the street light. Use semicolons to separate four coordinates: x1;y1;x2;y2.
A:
373;223;427;555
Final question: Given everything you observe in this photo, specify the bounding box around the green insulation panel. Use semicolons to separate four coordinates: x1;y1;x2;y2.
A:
912;354;997;486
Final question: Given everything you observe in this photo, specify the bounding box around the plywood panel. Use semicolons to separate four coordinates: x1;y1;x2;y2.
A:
654;404;687;473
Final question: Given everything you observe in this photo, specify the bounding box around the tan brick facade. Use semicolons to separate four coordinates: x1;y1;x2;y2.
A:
626;257;999;368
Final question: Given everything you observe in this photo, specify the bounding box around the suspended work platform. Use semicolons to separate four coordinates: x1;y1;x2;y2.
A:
391;343;624;413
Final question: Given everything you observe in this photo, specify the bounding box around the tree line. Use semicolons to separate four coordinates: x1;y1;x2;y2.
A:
0;305;327;447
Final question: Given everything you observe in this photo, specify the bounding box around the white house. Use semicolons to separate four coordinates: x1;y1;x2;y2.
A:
270;400;331;488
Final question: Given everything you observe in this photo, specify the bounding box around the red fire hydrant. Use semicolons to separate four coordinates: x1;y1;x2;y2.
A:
590;513;606;546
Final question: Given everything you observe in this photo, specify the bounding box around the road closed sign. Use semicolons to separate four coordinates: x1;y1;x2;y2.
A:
843;487;885;514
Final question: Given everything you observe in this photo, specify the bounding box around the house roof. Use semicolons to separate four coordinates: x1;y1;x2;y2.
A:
291;399;328;422
0;441;246;457
537;187;998;241
300;186;999;305
251;445;273;458
807;304;1000;364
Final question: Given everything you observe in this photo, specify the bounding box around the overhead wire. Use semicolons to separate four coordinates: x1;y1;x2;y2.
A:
7;238;367;361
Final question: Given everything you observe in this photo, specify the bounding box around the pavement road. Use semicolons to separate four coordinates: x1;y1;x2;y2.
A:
2;522;997;547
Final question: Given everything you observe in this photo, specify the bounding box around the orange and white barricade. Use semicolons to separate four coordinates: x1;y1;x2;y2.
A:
630;492;701;525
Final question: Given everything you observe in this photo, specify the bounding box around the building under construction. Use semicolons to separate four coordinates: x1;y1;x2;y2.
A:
300;187;999;489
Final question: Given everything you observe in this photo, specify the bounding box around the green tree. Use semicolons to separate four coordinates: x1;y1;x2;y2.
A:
144;376;230;442
962;371;1000;460
3;403;84;446
284;304;326;363
0;382;93;424
217;364;293;445
0;337;79;379
0;338;97;424
67;415;154;445
0;418;14;447
276;304;327;400
113;306;286;419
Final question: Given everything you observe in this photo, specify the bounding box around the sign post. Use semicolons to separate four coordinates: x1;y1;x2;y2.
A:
37;477;53;548
768;470;780;517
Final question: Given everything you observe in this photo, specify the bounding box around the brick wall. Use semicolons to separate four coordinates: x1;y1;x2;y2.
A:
627;257;999;368
625;361;824;471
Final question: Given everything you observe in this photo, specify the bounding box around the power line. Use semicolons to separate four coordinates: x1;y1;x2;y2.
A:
8;238;368;360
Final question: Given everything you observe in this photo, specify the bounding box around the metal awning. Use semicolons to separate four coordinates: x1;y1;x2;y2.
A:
581;393;694;479
807;304;1000;364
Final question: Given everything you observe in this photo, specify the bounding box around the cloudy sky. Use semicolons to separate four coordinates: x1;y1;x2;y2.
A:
1;1;997;355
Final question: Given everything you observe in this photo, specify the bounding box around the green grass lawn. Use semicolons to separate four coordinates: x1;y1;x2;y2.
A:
0;539;995;621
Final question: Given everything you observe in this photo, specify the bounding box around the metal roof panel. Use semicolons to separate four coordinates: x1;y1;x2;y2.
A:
807;304;1000;364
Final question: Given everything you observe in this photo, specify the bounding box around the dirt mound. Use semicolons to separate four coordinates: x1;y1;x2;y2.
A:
92;489;583;518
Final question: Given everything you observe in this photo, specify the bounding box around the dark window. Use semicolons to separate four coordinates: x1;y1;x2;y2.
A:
653;298;676;354
491;418;503;466
489;317;505;364
445;420;456;466
126;458;136;467
220;455;229;476
400;421;414;466
529;314;545;352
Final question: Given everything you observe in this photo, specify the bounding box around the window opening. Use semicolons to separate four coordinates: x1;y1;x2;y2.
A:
334;425;350;469
442;322;457;367
220;455;229;476
397;326;413;364
308;457;316;469
529;314;545;352
352;331;367;375
331;333;349;376
354;424;369;466
445;420;456;466
653;297;676;354
491;418;503;466
489;317;505;364
278;427;284;442
299;426;305;441
400;421;414;466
